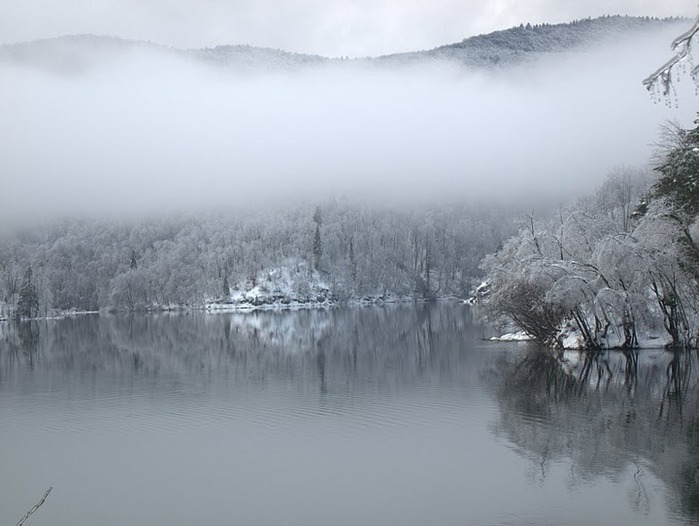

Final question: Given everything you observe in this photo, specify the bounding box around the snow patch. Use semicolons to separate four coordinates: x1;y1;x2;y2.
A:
211;261;332;310
490;331;532;342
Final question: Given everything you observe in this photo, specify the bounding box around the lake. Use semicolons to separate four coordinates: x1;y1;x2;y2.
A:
1;304;698;525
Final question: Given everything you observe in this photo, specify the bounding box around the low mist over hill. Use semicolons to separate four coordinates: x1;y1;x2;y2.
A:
0;16;687;72
378;16;687;68
0;15;691;221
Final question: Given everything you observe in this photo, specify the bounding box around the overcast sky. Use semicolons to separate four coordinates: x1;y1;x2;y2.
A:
1;0;695;56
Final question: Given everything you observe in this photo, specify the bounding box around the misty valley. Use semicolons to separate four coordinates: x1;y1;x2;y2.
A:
2;11;699;526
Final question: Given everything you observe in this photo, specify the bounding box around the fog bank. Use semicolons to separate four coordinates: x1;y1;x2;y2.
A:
0;26;692;219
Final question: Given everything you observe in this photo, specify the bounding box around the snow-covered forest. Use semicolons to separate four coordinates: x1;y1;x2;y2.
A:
481;117;699;349
0;202;518;317
1;14;695;338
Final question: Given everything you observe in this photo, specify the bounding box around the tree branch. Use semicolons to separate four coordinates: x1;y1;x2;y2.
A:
643;16;699;93
672;17;699;50
16;487;53;526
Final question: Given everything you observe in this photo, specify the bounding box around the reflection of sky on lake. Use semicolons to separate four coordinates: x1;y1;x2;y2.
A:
1;305;697;525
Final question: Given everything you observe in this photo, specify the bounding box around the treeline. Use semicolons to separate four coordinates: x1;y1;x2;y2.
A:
0;201;517;317
481;119;699;349
432;15;683;68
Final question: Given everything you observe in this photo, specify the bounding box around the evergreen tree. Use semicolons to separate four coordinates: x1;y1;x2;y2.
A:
18;266;39;319
651;119;699;218
130;250;138;269
313;206;323;226
222;274;230;298
349;237;357;282
313;207;323;271
313;224;322;271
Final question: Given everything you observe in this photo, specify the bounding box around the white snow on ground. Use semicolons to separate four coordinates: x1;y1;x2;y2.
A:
490;331;532;342
215;262;332;310
205;260;427;312
490;323;674;350
558;326;586;349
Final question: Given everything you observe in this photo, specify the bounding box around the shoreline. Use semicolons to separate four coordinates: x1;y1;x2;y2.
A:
0;295;465;322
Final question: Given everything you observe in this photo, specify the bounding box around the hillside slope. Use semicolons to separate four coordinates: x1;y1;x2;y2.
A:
0;16;686;73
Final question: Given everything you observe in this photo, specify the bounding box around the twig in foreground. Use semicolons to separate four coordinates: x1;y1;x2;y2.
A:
16;487;53;526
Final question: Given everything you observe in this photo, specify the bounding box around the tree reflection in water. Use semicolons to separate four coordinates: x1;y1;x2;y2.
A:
488;347;699;522
0;304;486;396
4;307;699;523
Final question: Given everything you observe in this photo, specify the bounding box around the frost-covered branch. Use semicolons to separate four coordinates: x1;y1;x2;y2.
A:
643;16;699;95
672;17;699;50
16;487;53;526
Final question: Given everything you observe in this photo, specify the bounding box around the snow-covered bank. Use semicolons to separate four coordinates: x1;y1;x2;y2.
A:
204;293;438;312
0;296;461;319
489;331;532;342
205;263;457;312
490;324;673;350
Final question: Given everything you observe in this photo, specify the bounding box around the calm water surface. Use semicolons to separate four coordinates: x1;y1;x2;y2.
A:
1;304;698;525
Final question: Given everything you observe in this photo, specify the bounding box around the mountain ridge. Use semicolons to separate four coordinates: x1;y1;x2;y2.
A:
375;15;687;68
0;15;688;73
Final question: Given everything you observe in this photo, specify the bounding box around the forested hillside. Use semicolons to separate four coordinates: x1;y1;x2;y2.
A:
379;15;686;68
0;202;517;317
0;16;684;73
0;14;691;321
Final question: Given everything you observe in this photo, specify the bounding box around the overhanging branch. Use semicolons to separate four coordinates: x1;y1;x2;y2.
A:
643;16;699;94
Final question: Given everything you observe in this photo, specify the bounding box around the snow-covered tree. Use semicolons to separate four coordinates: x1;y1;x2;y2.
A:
645;118;699;217
480;213;568;344
0;201;516;313
482;153;699;349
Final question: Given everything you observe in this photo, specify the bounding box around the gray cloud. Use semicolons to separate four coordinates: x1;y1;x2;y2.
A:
0;0;695;56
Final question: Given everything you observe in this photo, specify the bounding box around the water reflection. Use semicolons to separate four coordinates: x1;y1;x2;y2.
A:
0;304;486;396
488;347;699;523
0;320;42;370
2;306;699;525
1;305;499;526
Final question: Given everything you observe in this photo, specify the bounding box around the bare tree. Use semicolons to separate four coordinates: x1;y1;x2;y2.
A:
596;166;649;233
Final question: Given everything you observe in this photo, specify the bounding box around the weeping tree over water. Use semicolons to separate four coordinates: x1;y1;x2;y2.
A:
481;140;699;349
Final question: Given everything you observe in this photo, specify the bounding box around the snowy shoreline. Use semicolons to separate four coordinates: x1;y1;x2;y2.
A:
489;329;673;350
0;295;463;321
2;302;681;352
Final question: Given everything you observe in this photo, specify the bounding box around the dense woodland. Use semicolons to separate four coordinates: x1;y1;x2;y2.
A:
4;110;698;353
3;114;698;352
481;117;699;349
1;15;696;349
0;202;517;317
